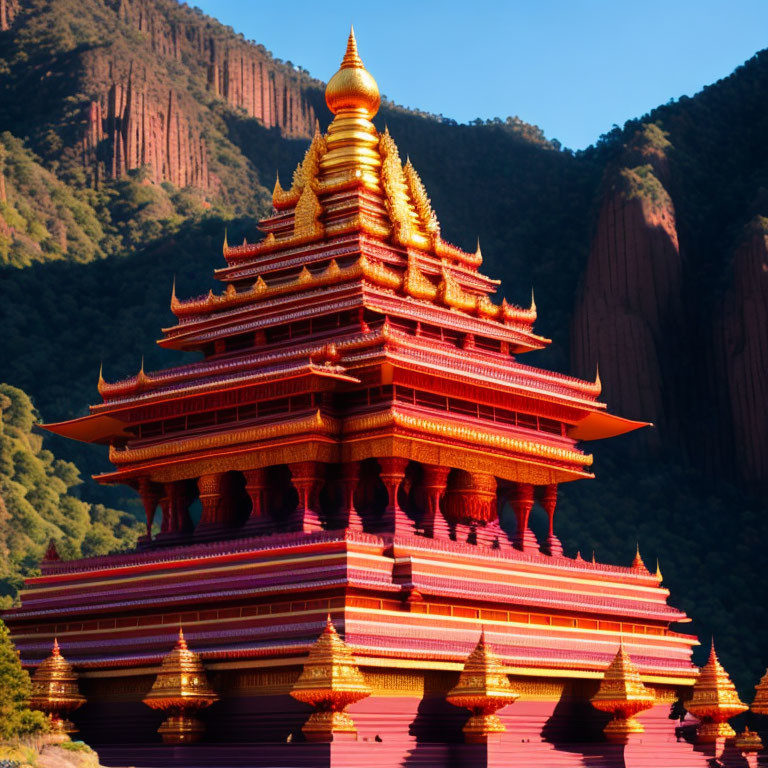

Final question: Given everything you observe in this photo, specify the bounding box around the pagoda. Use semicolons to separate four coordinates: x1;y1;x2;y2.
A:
4;30;716;768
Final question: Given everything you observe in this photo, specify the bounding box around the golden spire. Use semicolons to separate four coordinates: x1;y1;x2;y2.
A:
222;227;228;254
320;29;382;190
325;27;380;119
591;643;655;740
752;666;768;715
28;639;86;736
631;543;648;571
530;287;537;314
290;616;371;741
446;629;519;743
143;628;219;744
655;559;663;582
684;641;747;742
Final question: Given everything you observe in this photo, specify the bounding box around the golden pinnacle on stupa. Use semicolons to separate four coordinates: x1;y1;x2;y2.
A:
684;640;747;742
734;727;764;753
142;628;219;744
446;629;520;743
752;666;768;715
28;639;86;737
290;616;371;742
591;642;655;740
631;543;648;572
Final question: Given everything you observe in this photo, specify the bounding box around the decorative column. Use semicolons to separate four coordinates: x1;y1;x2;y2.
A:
590;643;655;740
421;464;451;540
164;481;194;536
243;467;270;535
137;477;161;540
685;641;747;742
538;484;563;556
378;457;413;536
28;639;86;738
446;629;519;743
143;629;218;744
339;461;364;531
290;617;371;741
508;482;539;552
196;472;225;533
288;462;324;533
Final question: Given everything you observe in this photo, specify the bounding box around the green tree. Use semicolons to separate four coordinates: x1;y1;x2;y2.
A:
0;619;47;739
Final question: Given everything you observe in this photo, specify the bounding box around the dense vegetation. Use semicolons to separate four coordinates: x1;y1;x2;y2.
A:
0;0;767;701
0;384;141;605
0;619;47;739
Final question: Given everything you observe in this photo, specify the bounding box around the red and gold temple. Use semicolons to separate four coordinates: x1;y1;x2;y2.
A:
3;30;752;768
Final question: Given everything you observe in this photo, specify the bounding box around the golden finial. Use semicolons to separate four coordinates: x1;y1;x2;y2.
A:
290;617;371;741
655;559;663;582
97;361;106;396
631;543;647;571
29;639;86;736
325;27;380;118
170;276;181;314
752;666;768;715
222;228;228;255
446;629;519;743
591;644;655;740
594;363;602;396
685;640;747;742
143;630;218;743
530;287;536;313
475;238;482;262
272;172;283;206
136;356;149;390
735;727;764;753
591;551;596;564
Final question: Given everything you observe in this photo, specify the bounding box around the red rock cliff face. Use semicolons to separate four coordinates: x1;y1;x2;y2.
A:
571;166;683;438
114;0;316;135
714;228;768;491
14;0;318;192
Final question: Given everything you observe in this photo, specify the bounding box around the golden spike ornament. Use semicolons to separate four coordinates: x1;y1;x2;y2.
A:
28;639;86;737
446;629;519;743
143;628;219;744
290;616;371;742
752;666;768;715
684;641;747;742
590;643;655;741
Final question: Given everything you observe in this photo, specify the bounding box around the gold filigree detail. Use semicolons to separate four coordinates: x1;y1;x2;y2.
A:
342;408;593;467
446;630;519;743
437;264;478;312
293;185;324;241
143;629;218;744
273;128;328;209
685;642;747;742
404;159;440;239
591;644;655;741
110;411;340;465
29;639;86;737
403;252;437;300
290;617;371;741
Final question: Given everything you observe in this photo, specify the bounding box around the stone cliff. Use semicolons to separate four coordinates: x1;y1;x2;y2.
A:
715;223;768;491
571;129;683;443
5;0;319;192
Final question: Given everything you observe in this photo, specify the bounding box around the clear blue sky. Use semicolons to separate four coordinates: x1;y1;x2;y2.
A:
193;0;768;150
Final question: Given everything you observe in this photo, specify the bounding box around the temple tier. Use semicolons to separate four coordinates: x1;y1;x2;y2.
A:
2;30;729;768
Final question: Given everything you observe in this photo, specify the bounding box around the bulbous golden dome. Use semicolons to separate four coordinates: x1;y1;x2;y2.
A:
325;28;380;119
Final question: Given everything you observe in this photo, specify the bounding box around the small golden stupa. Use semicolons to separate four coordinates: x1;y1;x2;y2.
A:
28;639;86;737
751;667;768;715
590;642;655;740
446;629;520;743
734;727;764;753
142;628;219;744
684;641;747;742
290;616;371;741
